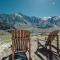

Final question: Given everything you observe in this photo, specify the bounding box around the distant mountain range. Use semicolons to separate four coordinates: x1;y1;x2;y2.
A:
0;13;60;32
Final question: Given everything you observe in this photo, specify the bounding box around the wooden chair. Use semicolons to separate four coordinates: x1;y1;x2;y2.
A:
11;30;32;60
38;30;60;54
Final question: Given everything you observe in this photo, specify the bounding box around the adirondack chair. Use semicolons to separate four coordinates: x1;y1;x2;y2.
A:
37;30;59;54
45;30;59;45
11;30;32;60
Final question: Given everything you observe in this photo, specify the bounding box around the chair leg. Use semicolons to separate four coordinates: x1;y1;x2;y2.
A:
29;57;32;60
29;39;32;60
29;51;32;60
12;47;14;60
12;53;14;60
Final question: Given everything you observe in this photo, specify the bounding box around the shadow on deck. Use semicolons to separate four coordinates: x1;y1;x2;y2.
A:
35;47;60;60
2;52;28;60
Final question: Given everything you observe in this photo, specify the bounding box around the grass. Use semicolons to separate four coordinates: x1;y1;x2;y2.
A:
0;33;11;44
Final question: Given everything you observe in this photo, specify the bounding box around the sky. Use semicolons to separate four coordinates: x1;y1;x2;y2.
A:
0;0;60;17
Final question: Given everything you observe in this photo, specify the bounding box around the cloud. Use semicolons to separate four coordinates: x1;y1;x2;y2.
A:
42;17;51;20
52;1;55;5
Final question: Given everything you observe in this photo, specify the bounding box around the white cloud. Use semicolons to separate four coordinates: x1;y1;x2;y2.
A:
42;16;51;20
52;1;55;5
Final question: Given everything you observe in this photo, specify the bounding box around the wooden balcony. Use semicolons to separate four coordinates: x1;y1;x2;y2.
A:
0;32;60;60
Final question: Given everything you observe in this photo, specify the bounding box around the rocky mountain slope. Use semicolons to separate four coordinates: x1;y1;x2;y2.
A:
0;13;60;32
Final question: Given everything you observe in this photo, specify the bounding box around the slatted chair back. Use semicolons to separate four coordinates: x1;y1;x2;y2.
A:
45;30;59;46
12;30;30;52
12;30;32;60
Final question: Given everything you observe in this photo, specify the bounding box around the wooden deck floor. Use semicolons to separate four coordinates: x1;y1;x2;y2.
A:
0;39;60;60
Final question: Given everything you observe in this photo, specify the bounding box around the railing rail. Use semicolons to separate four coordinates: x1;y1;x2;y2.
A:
0;43;11;60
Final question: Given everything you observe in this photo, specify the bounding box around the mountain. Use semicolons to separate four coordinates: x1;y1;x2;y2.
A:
0;13;60;32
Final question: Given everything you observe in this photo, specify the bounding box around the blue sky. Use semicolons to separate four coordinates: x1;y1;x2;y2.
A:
0;0;60;17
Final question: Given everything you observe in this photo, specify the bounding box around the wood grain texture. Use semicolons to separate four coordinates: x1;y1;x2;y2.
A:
11;30;32;60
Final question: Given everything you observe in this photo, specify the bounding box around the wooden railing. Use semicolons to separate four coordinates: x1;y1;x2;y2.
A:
0;43;11;60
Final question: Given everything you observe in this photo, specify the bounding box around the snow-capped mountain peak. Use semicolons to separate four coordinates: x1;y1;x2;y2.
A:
15;13;23;18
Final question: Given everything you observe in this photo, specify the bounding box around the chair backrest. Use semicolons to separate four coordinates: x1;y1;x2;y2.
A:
45;30;59;45
12;30;30;52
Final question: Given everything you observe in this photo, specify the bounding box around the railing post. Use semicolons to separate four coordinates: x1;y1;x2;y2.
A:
0;51;2;60
6;48;9;60
49;40;51;51
57;35;59;54
37;38;40;49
